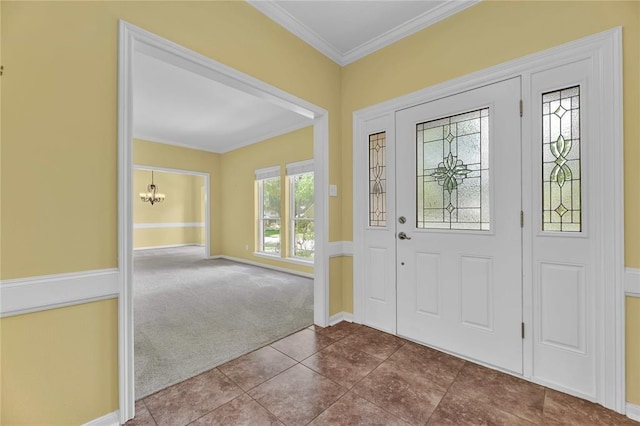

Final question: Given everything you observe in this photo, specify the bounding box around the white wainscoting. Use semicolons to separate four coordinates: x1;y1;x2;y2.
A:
134;222;204;229
626;268;640;297
0;269;119;318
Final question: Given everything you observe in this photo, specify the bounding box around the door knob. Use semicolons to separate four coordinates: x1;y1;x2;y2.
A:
398;232;411;240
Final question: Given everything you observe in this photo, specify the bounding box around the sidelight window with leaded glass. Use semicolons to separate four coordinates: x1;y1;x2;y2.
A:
369;132;387;227
416;108;490;230
542;86;581;232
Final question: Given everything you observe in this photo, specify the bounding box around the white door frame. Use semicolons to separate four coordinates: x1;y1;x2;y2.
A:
353;28;624;413
118;20;330;423
133;165;211;255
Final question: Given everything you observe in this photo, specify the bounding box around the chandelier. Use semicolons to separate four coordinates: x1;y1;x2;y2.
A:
140;171;165;205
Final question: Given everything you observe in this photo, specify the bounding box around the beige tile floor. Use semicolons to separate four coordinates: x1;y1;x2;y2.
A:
126;322;636;426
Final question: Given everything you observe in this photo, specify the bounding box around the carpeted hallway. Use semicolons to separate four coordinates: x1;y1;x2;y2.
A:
134;246;313;398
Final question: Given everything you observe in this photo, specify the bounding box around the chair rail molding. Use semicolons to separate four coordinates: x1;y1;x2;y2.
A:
626;268;640;297
0;269;119;318
134;222;204;229
327;241;354;258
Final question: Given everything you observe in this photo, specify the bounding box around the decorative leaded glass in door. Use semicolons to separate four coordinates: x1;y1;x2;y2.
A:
542;86;581;232
416;108;490;230
369;132;387;227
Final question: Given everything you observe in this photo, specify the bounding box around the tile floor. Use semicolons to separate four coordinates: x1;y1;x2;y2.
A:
127;322;636;426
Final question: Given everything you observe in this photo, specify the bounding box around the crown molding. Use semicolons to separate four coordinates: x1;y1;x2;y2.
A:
341;0;481;65
248;0;344;64
248;0;481;66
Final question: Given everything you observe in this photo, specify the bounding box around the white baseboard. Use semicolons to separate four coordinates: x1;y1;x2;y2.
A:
253;252;314;267
82;410;119;426
627;403;640;421
211;255;314;279
329;311;354;326
327;241;354;258
626;268;640;297
0;269;119;318
134;243;203;251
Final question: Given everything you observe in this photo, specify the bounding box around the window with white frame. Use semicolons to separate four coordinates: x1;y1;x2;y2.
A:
256;166;281;255
287;160;314;260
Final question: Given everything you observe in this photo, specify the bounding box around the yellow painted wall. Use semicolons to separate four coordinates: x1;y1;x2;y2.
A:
1;1;341;423
221;126;314;275
135;226;204;249
340;0;639;404
0;299;118;425
627;297;640;404
134;169;205;248
2;0;639;422
329;257;343;317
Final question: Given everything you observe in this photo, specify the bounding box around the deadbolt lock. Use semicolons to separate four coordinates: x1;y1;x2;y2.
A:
398;216;406;224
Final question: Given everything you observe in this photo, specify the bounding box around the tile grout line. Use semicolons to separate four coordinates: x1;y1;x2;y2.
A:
300;323;383;425
340;336;414;423
239;358;304;425
141;397;160;426
184;392;247;426
259;323;364;426
218;362;300;425
423;360;467;425
303;388;351;426
244;390;288;425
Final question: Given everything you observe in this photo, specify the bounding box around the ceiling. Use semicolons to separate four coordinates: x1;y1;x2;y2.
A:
134;1;478;152
249;0;480;66
133;52;312;153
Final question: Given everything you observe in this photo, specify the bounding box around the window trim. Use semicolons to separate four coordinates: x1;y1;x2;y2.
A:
287;164;314;262
256;174;281;255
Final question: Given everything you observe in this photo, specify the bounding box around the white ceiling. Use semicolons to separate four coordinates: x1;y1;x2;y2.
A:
134;1;478;152
133;52;312;153
249;0;480;65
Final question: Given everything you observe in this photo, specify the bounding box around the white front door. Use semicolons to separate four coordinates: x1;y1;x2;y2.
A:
355;30;623;411
395;77;523;373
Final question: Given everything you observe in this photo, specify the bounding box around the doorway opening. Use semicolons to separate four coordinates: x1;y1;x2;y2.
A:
133;166;209;257
118;21;330;422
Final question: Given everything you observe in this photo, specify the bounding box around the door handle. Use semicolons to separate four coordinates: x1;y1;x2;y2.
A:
398;232;412;240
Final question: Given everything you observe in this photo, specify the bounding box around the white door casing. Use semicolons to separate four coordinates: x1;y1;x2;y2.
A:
118;21;331;423
353;28;623;412
396;77;523;373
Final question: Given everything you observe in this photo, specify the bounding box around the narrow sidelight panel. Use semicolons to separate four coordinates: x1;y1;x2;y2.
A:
369;132;387;227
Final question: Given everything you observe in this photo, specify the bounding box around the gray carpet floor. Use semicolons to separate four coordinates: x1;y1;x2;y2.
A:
134;246;313;399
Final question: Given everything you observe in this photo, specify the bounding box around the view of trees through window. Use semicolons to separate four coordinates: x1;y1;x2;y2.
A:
259;177;281;254
257;168;314;260
291;172;314;259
